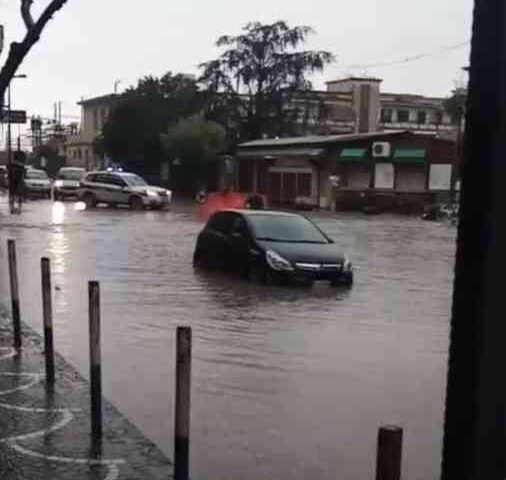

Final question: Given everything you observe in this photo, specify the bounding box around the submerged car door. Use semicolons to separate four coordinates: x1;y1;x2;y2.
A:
203;212;234;269
224;214;250;271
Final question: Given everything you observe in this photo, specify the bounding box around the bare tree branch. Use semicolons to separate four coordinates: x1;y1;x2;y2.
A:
0;0;69;106
21;0;35;31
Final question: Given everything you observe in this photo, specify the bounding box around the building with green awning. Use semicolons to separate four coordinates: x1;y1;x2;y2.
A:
235;130;456;212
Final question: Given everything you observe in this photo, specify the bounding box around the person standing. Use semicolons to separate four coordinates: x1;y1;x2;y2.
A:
8;157;25;213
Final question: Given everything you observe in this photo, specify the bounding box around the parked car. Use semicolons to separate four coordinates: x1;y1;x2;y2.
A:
193;209;353;286
53;167;86;200
24;168;51;198
78;171;172;210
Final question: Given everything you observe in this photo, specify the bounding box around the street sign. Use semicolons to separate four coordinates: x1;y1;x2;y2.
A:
0;110;27;124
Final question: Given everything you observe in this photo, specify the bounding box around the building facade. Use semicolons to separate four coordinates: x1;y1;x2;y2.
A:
64;94;119;170
379;92;454;134
235;131;456;212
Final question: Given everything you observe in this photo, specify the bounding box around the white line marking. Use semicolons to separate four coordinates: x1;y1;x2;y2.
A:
0;410;75;442
0;372;43;395
104;464;120;480
0;400;82;413
10;442;126;465
0;347;17;361
0;348;125;478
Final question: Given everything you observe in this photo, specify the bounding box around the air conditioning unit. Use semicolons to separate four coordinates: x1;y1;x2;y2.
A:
372;142;391;158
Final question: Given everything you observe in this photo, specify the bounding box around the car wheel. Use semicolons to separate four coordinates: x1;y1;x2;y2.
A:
193;250;205;268
129;195;143;211
249;264;271;284
83;192;97;209
331;273;353;287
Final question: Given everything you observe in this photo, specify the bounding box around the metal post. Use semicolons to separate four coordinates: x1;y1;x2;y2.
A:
41;258;55;384
441;1;506;479
7;239;21;349
375;426;403;480
7;83;12;210
88;281;102;440
174;326;192;480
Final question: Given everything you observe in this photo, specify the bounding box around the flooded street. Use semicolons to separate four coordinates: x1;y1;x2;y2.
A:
0;196;456;480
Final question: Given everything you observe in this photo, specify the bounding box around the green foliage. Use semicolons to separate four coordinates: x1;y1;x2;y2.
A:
163;114;226;164
103;72;204;174
200;20;334;142
443;89;467;125
162;115;226;190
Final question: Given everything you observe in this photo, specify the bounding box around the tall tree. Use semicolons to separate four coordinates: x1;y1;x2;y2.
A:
444;88;467;126
0;0;69;108
102;72;204;174
161;114;226;192
200;21;334;143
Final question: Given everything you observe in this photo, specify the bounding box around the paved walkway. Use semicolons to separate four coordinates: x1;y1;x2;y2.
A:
0;304;171;480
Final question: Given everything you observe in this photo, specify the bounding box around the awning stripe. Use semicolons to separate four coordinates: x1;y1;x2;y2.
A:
340;148;367;158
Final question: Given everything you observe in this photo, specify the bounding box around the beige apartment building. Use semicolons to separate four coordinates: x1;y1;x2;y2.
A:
64;94;119;170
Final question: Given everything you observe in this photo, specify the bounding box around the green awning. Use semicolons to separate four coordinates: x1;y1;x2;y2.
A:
340;148;367;158
393;149;426;164
338;148;368;163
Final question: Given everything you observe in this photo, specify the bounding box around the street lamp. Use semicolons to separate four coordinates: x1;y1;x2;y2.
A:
6;74;27;211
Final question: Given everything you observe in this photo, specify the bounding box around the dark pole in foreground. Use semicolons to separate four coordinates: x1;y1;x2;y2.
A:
7;83;12;211
174;326;192;480
7;239;21;349
442;2;506;479
375;426;403;480
88;281;102;440
41;258;55;384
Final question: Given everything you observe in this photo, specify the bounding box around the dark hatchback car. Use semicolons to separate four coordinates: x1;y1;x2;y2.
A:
193;209;353;286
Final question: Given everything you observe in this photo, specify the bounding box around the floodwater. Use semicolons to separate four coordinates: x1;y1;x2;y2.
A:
0;196;456;480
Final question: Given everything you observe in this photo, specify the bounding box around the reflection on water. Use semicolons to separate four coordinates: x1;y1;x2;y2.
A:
51;201;65;225
0;201;456;480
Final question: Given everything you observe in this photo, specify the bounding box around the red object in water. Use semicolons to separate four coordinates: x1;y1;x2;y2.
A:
198;191;247;222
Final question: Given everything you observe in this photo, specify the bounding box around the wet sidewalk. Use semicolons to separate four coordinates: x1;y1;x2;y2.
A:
0;304;171;480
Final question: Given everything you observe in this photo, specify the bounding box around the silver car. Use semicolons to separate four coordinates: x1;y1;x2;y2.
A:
78;171;172;210
53;167;86;200
24;168;51;198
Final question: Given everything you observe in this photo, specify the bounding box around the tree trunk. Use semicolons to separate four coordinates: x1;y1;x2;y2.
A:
0;0;68;110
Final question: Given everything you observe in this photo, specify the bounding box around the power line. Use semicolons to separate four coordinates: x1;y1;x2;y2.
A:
344;40;470;70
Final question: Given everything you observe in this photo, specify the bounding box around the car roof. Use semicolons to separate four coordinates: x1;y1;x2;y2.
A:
217;209;303;218
86;170;136;176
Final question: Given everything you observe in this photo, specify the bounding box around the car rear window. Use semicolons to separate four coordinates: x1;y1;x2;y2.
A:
85;173;98;182
207;212;237;234
248;214;329;243
58;169;85;180
26;170;48;179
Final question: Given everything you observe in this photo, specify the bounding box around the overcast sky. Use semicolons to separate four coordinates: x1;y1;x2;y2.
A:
1;0;473;125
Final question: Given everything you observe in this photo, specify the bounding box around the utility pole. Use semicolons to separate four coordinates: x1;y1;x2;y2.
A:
7;82;12;208
441;1;506;479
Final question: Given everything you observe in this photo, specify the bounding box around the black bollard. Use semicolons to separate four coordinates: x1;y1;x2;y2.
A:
174;326;192;480
88;281;102;440
376;426;403;480
41;258;55;384
7;239;21;349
